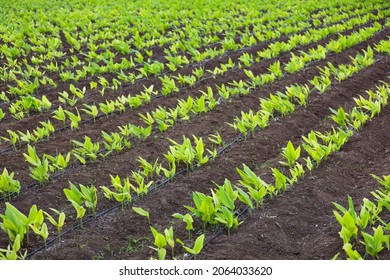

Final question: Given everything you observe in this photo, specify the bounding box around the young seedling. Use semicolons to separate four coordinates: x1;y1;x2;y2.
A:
0;203;28;242
342;243;363;260
236;164;269;191
361;226;389;259
215;206;242;236
24;145;51;184
164;226;175;258
371;174;390;192
333;197;359;245
132;207;150;224
235;187;254;215
272;168;288;193
29;222;49;249
208;132;225;147
101;175;132;209
193;136;208;166
44;208;66;241
0;234;27;260
45;152;71;173
81;104;99;122
0;168;21;197
71;136;100;164
184;192;217;228
0;108;5;122
65;108;81;129
64;182;96;226
131;171;153;196
279;141;301;167
172;213;193;238
149;226;167;260
176;234;205;259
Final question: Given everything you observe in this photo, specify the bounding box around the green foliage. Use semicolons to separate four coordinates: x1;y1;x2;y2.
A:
172;213;193;238
0;234;27;260
23;145;50;184
100;175;132;209
0;203;29;242
215;206;242;236
65;108;81;129
64;182;97;224
184;192;217;227
44;152;71;173
176;234;205;259
44;208;66;240
149;226;175;260
132;207;150;224
236;164;269;208
0;168;21;197
71;136;100;164
361;226;389;259
279;141;301;167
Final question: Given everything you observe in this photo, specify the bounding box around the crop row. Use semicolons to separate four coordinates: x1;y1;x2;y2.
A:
148;81;390;260
1;3;388;124
333;173;390;259
1;19;387;157
1;41;388;258
1;33;387;200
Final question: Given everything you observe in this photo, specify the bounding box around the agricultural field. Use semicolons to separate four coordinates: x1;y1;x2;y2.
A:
0;0;390;260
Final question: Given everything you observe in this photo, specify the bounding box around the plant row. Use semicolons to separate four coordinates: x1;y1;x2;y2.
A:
1;20;386;157
148;81;390;260
1;4;387;123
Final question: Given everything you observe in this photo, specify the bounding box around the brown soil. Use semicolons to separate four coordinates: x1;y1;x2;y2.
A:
1;10;390;260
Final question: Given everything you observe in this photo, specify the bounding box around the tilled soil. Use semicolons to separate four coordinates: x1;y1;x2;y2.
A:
1;12;389;260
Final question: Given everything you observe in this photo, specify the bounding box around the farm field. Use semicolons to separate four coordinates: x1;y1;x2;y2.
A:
0;0;390;260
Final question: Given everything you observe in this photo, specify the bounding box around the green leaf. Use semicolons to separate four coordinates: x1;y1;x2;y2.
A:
192;234;205;255
132;207;150;222
236;187;254;211
343;243;362;260
164;226;175;249
157;248;166;260
155;233;166;249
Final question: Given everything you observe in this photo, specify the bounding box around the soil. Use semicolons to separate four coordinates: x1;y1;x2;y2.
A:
1;7;390;260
